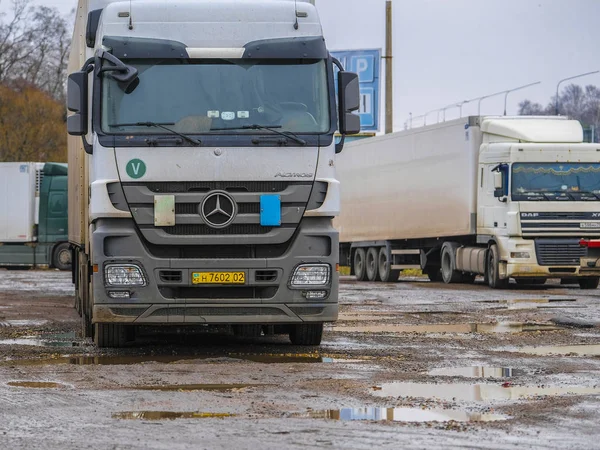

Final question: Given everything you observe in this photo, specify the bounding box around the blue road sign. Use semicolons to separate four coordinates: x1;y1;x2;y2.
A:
331;49;381;132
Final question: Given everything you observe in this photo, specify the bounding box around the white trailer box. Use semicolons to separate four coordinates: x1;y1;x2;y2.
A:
0;162;42;242
336;119;481;243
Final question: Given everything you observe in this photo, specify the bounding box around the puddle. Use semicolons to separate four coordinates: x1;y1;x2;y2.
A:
334;322;563;334
480;298;577;305
129;383;262;392
428;367;518;379
3;353;339;366
0;332;78;348
372;382;600;402
7;381;65;389
339;312;397;321
112;411;234;420
297;407;507;423
518;344;600;356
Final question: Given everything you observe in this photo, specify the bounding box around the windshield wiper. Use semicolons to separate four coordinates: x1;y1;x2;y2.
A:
212;124;307;146
109;121;202;146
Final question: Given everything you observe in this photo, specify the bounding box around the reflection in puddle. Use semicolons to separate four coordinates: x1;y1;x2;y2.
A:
0;332;77;348
518;344;600;356
113;411;234;420
1;319;49;327
334;322;563;334
428;367;517;378
297;407;507;423
7;381;65;389
372;382;600;401
3;353;337;366
130;383;261;392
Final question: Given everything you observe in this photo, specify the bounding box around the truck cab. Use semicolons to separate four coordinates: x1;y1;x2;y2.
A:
477;116;600;288
67;0;360;347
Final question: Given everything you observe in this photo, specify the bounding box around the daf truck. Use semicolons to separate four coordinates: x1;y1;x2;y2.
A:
337;116;600;290
66;0;360;347
0;162;70;270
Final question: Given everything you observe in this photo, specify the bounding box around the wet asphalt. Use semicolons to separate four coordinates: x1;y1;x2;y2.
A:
0;270;599;449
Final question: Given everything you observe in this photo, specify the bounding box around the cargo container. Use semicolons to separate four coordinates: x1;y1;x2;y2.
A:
0;162;70;269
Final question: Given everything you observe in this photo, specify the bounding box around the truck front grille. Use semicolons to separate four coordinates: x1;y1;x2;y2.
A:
141;181;295;193
154;224;275;236
535;239;587;266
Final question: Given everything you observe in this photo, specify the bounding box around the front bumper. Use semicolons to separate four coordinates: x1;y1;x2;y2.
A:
91;218;339;324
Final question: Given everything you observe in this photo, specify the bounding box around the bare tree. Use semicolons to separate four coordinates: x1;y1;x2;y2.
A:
518;99;547;116
0;0;71;101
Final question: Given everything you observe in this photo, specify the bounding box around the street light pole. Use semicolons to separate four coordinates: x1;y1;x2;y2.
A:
503;81;541;116
555;70;600;115
384;0;393;134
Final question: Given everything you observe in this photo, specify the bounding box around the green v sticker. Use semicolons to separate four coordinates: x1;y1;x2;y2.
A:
126;159;146;179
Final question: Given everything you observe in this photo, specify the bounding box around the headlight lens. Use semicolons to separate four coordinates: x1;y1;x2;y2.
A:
290;264;331;287
105;264;147;286
510;252;531;259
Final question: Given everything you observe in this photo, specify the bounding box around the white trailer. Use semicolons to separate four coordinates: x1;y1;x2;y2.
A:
0;162;43;242
336;116;600;289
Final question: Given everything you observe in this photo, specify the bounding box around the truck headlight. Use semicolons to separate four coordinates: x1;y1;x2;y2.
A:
290;264;331;287
105;264;147;287
510;252;531;259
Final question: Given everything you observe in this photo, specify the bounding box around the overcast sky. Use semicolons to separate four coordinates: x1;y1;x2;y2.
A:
2;0;599;131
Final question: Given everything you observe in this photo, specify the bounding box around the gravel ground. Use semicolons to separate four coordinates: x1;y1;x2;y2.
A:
0;270;599;449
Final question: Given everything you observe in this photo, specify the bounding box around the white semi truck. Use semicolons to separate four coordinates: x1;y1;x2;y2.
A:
337;116;600;289
66;0;360;347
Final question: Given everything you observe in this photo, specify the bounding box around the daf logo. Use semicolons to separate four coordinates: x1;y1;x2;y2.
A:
200;191;237;229
593;213;600;218
521;213;539;218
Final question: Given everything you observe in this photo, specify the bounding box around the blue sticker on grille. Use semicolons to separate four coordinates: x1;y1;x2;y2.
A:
260;195;281;227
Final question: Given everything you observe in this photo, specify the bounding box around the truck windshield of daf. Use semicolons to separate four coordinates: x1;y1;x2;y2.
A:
511;163;600;201
67;0;360;348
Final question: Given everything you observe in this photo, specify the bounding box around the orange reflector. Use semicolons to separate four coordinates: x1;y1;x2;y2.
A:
336;263;340;272
93;264;99;273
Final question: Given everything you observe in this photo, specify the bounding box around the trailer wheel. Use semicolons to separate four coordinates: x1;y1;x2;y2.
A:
94;323;128;348
440;243;462;284
487;244;509;289
378;247;400;282
289;323;323;346
52;243;72;271
366;247;381;282
579;277;600;290
353;248;367;281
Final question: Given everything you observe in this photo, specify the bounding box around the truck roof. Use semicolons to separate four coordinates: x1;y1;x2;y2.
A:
481;116;583;143
95;0;322;49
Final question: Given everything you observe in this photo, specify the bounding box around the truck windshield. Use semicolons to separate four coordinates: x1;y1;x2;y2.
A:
101;59;330;135
512;163;600;201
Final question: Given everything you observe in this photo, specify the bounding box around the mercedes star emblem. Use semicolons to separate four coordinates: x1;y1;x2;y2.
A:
200;191;237;229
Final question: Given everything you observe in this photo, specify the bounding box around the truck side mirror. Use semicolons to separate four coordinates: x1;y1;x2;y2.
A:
67;71;88;136
493;169;507;200
338;71;361;136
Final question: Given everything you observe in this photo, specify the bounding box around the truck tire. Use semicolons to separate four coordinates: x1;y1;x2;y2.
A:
440;243;462;284
94;323;127;348
378;247;400;282
353;248;367;281
232;324;263;338
579;277;600;290
487;244;509;289
366;247;381;282
289;323;323;346
52;243;72;271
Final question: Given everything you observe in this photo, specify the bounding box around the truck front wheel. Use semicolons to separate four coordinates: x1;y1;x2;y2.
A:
579;277;600;290
289;323;323;346
353;249;367;281
52;243;72;271
487;245;509;289
94;323;128;348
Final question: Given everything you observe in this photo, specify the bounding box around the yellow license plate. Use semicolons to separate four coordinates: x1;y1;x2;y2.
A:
192;272;246;285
